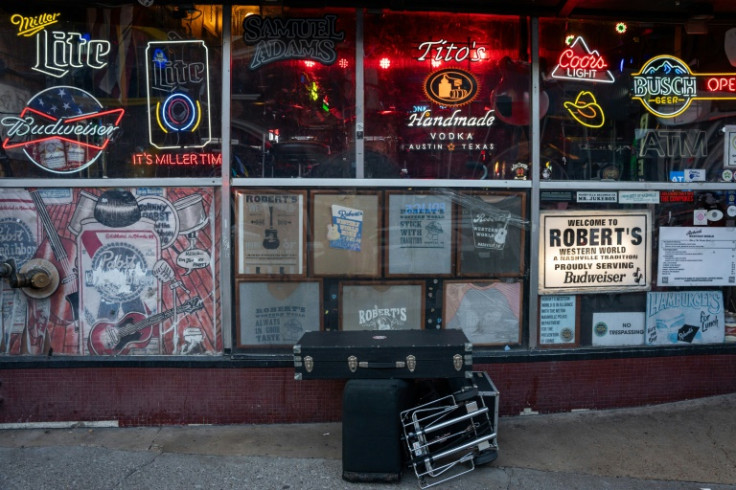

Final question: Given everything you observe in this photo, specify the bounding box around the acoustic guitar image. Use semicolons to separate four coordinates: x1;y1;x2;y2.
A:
88;297;204;355
263;205;280;249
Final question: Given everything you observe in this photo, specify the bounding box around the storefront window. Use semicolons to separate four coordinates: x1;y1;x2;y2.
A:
230;7;356;178
0;4;223;179
539;19;736;183
538;191;736;348
363;11;530;180
232;187;530;352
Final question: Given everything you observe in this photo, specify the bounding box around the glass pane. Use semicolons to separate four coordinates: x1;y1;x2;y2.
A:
363;11;529;180
539;19;736;183
0;5;223;179
230;7;356;178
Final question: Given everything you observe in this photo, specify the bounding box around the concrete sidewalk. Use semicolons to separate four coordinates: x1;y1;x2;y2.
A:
1;392;735;489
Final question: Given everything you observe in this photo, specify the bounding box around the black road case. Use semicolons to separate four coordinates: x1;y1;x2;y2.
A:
294;329;472;380
342;378;413;482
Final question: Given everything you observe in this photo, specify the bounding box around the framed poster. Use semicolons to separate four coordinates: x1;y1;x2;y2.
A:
657;227;736;286
456;191;526;277
538;209;652;295
237;280;322;347
235;190;306;277
310;191;382;277
340;282;425;330
645;291;725;345
538;295;579;347
386;192;454;276
444;280;522;346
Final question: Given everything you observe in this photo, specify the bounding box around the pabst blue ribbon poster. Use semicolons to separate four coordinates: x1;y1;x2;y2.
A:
0;187;219;356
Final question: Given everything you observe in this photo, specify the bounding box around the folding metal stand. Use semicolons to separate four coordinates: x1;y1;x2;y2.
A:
400;371;499;489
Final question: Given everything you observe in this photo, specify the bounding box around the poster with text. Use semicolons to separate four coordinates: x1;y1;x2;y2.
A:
457;192;526;277
311;192;381;277
387;192;453;275
237;281;321;346
592;312;645;346
645;291;725;345
539;295;577;346
236;191;305;276
539;210;652;294
340;282;424;330
1;187;219;357
658;227;736;286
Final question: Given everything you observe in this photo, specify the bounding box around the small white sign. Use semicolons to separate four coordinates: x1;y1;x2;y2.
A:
724;125;736;167
576;191;617;203
684;169;706;182
592;312;645;346
619;191;660;204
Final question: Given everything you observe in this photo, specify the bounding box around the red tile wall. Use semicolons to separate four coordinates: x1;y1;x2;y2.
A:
1;355;735;425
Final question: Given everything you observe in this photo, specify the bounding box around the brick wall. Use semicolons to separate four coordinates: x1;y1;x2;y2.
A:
1;354;735;425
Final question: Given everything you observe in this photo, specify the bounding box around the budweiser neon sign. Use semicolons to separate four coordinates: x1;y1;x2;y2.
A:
550;37;615;84
1;86;124;174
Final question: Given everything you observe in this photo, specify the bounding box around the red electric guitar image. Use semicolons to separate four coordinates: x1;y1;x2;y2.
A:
88;297;204;355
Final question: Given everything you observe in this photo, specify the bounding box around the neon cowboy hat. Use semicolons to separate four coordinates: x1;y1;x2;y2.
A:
563;90;605;128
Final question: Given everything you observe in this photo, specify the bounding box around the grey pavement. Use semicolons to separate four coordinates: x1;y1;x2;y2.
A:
1;392;735;489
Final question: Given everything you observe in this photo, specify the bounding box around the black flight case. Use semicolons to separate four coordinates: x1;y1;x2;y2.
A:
293;329;473;380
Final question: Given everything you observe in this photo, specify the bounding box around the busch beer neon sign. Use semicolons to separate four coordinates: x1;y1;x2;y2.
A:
633;55;736;118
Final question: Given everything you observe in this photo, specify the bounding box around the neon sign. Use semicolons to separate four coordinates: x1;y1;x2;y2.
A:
1;86;124;174
132;152;222;166
551;37;615;84
423;68;479;107
11;12;60;37
563;91;605;128
416;39;486;63
243;15;345;70
32;30;110;79
145;40;211;150
637;130;706;158
633;55;736;118
157;92;202;133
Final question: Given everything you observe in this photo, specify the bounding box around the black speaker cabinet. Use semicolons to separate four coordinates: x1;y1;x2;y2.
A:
342;378;413;482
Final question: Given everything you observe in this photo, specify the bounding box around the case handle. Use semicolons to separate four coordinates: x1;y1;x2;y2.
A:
347;354;417;373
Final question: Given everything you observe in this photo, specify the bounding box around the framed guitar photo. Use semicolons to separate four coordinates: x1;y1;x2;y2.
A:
310;191;382;277
456;191;526;277
234;190;306;277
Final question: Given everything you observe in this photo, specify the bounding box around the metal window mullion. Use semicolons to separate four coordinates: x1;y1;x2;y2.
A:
355;9;365;179
220;6;233;351
529;17;541;349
